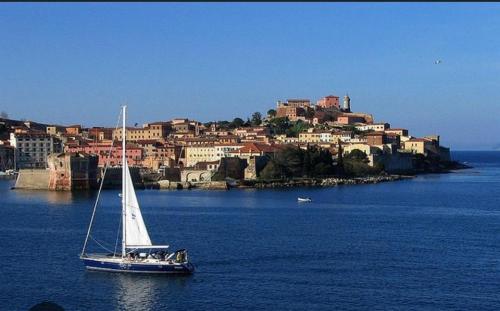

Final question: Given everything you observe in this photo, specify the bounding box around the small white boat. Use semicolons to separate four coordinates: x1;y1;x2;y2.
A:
297;197;312;203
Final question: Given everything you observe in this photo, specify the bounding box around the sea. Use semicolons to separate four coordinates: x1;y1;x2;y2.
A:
0;151;499;310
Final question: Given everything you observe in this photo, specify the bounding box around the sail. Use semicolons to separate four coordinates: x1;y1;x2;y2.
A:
124;162;152;247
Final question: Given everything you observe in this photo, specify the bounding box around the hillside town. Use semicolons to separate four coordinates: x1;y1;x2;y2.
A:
0;93;457;190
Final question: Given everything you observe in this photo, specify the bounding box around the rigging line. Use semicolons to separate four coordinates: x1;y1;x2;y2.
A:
80;108;123;257
89;235;116;254
113;212;122;258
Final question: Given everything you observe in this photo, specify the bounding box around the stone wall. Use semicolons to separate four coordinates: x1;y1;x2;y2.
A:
14;169;50;190
244;156;270;180
212;157;247;181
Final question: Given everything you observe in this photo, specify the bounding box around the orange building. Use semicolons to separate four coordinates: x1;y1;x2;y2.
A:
316;95;340;109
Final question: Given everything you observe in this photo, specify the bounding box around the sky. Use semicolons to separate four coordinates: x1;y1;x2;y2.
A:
0;3;499;150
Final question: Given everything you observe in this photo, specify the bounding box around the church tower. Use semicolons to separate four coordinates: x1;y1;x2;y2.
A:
343;94;351;112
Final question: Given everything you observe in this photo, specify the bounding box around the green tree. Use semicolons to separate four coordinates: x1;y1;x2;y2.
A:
342;149;383;176
251;112;262;126
267;109;276;118
305;108;315;119
286;120;312;137
259;160;282;180
268;117;291;135
344;149;369;163
230;118;245;128
260;145;336;179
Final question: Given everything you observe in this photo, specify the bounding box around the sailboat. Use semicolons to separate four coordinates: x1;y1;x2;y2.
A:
80;106;194;274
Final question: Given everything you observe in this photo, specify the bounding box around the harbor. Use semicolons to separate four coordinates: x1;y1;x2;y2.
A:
0;151;498;310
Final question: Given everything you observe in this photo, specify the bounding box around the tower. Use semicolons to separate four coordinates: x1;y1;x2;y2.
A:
343;94;351;112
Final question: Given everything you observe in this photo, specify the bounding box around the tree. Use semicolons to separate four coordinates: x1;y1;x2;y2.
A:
0;111;8;119
244;118;251;127
342;149;383;176
305;108;315;119
259;160;282;180
261;145;336;180
267;109;277;118
344;149;369;163
251;112;262;126
230;118;245;128
268;117;291;135
286;120;312;137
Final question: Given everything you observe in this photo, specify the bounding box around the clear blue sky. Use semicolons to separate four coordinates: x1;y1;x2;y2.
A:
1;3;499;150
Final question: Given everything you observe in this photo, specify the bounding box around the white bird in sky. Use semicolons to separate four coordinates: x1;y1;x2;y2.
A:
434;60;442;64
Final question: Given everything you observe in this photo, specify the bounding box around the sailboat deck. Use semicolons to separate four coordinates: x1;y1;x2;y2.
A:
84;254;183;265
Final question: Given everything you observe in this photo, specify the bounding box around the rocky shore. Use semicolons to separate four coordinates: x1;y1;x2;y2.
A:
246;175;412;189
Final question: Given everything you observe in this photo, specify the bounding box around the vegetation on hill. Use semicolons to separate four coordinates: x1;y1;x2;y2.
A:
342;149;384;176
259;145;336;180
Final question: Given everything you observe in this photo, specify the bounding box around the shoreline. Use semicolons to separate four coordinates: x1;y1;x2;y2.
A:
237;174;413;189
7;162;472;192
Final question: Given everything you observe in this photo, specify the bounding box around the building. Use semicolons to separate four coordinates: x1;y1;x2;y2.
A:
342;94;351;112
47;152;99;190
228;142;278;160
365;132;388;146
298;129;333;144
338;131;355;143
46;125;66;136
403;138;432;155
316;95;340;109
233;127;270;138
276;106;306;121
277;99;311;109
299;131;321;144
142;143;183;170
10;132;62;169
88;127;114;141
184;143;243;167
66;125;82;136
385;128;408;137
184;144;215;167
113;122;171;141
356;123;390;132
170;119;202;137
274;135;299;144
336;115;366;125
65;141;143;167
275;99;314;121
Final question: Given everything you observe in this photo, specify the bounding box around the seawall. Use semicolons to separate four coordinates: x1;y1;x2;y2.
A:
14;169;49;190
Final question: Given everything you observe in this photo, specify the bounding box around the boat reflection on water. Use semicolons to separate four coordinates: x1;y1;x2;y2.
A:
85;272;190;311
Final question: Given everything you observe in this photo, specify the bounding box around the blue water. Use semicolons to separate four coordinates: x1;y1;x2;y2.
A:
1;151;500;310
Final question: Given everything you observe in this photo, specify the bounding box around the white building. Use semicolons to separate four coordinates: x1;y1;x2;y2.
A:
185;143;243;167
356;123;390;132
10;132;62;169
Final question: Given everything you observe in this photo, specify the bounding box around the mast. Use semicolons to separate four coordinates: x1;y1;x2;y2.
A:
122;105;127;258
